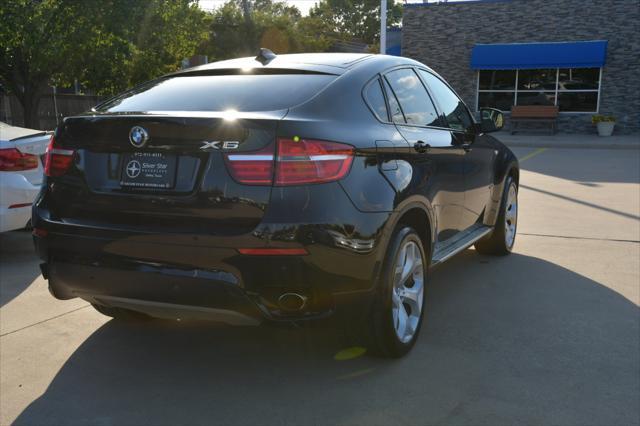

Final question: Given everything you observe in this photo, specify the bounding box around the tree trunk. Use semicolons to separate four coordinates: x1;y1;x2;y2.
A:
19;88;42;129
241;0;255;55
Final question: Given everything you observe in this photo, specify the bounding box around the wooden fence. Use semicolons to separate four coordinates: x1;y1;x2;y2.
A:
1;93;102;130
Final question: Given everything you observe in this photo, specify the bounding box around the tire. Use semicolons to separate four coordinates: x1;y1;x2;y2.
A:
91;303;151;322
475;176;518;255
368;226;428;358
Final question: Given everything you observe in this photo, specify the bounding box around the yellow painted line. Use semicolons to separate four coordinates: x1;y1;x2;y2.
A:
519;147;548;163
336;368;376;381
333;346;367;361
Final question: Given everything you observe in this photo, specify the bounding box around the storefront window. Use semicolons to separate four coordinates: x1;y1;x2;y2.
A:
478;92;515;111
517;69;557;90
477;68;600;113
479;70;516;90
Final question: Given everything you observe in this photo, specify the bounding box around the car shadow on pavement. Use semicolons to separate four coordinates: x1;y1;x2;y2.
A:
13;251;640;426
517;148;640;184
0;230;41;307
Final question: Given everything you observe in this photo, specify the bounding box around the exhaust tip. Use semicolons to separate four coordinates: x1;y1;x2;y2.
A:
278;293;307;312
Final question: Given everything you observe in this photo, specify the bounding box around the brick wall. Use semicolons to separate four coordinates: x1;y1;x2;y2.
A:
402;0;640;134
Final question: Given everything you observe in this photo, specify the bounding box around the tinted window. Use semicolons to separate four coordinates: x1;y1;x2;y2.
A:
479;70;516;90
385;69;440;127
364;79;389;121
558;92;598;112
517;92;556;106
518;69;556;90
382;78;405;123
97;74;337;112
419;70;474;133
478;92;515;111
558;68;599;90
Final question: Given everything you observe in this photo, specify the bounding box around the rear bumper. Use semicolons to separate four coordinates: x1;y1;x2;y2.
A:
34;221;390;323
48;259;265;325
0;172;41;232
32;179;394;322
41;242;379;323
0;205;32;232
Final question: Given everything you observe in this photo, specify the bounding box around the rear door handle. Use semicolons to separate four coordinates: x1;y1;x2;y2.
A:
413;140;430;153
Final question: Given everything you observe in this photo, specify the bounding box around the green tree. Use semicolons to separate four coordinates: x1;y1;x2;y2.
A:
308;0;402;45
203;0;400;63
204;0;332;61
0;0;208;129
128;1;210;85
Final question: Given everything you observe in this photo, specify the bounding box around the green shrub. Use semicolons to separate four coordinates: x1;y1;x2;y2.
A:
592;115;616;124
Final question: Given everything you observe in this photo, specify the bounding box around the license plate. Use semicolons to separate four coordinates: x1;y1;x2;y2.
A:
120;152;177;189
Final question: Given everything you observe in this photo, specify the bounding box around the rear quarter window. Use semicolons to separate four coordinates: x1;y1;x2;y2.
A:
96;74;337;113
363;78;389;122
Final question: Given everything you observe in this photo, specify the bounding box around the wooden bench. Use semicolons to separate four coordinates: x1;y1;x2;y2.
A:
510;105;559;135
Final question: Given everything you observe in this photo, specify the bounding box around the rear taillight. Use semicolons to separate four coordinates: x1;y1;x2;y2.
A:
275;139;354;186
44;136;75;177
224;144;275;185
224;138;354;186
0;148;39;171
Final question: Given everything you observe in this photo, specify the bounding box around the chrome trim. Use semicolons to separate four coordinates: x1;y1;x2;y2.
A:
432;226;492;266
226;155;274;161
277;293;307;311
49;148;74;155
279;155;350;162
328;230;375;253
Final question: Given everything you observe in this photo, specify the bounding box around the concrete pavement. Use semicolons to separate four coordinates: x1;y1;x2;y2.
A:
1;147;639;426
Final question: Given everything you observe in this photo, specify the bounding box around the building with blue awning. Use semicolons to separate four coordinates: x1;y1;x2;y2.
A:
402;0;639;134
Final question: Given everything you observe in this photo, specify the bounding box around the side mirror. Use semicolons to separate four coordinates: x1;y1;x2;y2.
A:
479;107;505;133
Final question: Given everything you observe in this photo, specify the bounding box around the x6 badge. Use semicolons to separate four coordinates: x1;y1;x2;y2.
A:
200;141;240;150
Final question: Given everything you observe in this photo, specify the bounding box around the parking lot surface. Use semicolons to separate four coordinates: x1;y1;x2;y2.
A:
1;147;639;426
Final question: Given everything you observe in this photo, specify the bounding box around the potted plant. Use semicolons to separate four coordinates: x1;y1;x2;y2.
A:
592;115;616;136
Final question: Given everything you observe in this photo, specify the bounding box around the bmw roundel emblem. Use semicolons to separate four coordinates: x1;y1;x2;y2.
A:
129;126;149;148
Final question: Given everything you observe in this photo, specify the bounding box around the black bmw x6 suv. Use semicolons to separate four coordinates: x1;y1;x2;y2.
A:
33;51;518;357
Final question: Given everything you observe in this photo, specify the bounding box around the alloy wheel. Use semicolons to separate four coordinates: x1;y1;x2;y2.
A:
505;183;518;248
391;240;425;343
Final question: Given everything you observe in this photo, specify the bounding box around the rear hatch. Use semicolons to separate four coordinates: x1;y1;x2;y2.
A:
44;71;338;236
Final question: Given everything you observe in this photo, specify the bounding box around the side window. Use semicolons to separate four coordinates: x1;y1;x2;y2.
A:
364;78;389;122
382;78;405;123
418;70;474;133
385;68;440;127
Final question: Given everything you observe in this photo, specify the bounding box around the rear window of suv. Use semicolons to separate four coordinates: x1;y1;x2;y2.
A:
95;73;337;113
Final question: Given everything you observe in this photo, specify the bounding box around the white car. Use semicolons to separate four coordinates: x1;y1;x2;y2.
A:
0;122;51;232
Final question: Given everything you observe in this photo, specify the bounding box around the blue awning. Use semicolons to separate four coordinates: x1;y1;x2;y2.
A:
386;44;402;56
470;40;608;70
